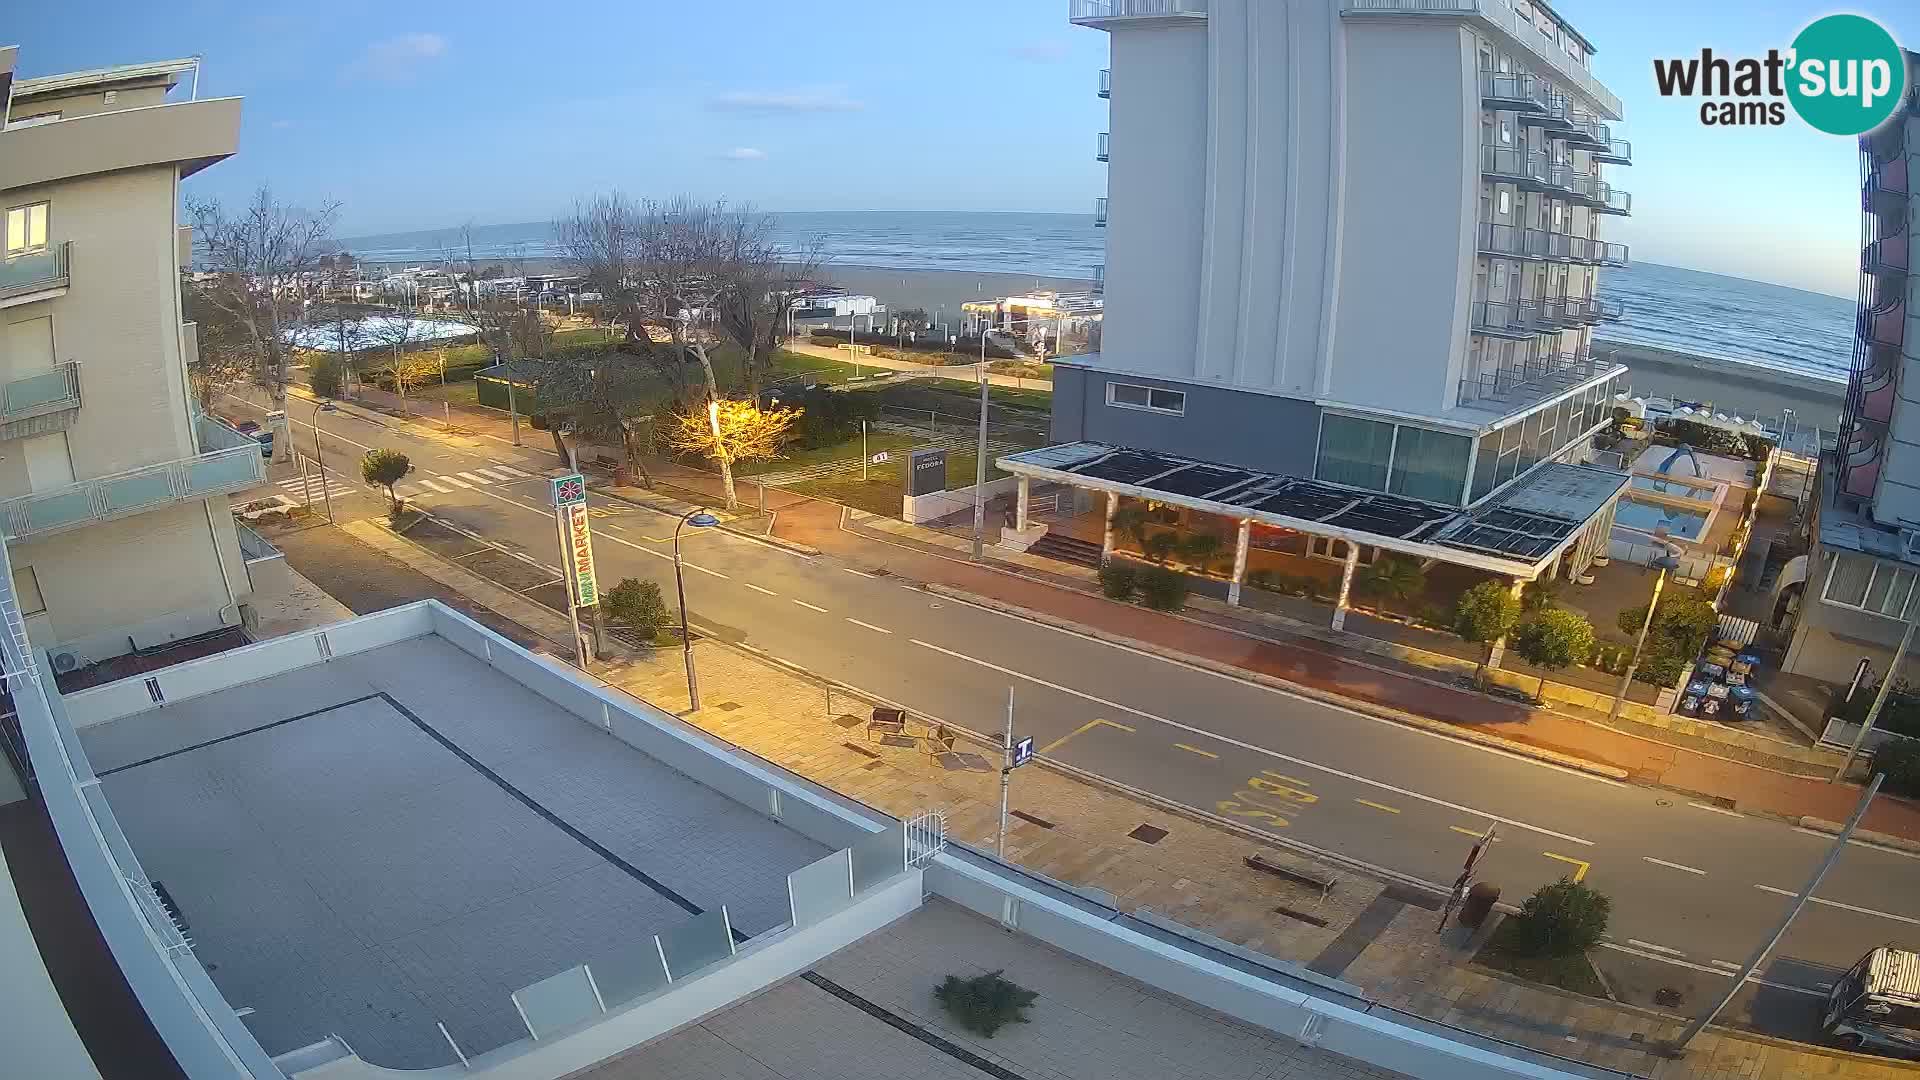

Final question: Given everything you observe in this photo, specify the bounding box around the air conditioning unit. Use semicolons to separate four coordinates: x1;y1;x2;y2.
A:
49;649;82;675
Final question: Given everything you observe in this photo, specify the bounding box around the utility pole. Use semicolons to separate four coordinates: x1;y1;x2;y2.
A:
1836;610;1918;781
1665;773;1883;1056
507;380;522;447
997;686;1014;859
971;358;990;561
861;420;869;481
1608;564;1668;724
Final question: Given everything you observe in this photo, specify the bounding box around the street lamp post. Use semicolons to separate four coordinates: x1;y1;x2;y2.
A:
674;510;721;711
310;401;338;524
1608;560;1671;724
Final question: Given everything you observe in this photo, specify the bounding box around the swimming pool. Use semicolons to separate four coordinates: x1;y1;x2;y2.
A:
1613;497;1709;540
1629;475;1715;499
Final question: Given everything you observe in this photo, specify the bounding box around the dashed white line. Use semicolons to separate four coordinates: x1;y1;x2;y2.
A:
906;637;1592;847
437;475;473;489
843;567;878;579
845;618;893;635
1597;943;1824;996
492;464;532;478
1626;939;1685;956
1793;826;1920;861
1754;884;1920;926
1642;857;1708;876
473;468;510;482
1709;959;1744;971
793;600;828;614
1687;802;1745;819
683;563;728;579
743;583;779;597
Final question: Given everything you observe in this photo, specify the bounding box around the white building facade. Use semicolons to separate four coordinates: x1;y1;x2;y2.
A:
1052;0;1631;510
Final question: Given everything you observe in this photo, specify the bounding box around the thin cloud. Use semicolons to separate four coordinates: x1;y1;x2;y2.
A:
270;119;295;130
709;87;862;113
344;32;448;83
718;147;767;161
1009;42;1069;63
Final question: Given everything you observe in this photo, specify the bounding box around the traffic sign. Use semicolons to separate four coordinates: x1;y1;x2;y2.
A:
871;451;892;464
1010;735;1035;769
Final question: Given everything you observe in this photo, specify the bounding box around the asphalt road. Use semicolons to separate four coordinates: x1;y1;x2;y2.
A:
229;391;1919;1028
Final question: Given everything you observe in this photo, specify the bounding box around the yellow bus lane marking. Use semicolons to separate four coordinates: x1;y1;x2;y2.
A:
1037;718;1134;755
1173;743;1218;759
1544;852;1591;883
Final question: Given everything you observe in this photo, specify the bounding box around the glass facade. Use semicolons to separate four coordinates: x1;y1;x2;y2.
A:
1388;427;1472;503
1466;372;1625;506
1316;414;1395;492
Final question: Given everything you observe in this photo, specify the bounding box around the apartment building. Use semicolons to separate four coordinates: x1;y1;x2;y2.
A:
0;46;264;671
1002;0;1635;617
1782;54;1920;684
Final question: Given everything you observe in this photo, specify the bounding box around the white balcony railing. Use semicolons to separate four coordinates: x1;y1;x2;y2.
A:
1070;0;1208;26
1093;197;1109;227
0;426;264;540
1341;0;1621;119
0;240;70;304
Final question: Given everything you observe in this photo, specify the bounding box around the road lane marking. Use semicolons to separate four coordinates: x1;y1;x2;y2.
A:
1037;718;1133;755
1643;857;1707;875
1355;799;1401;814
493;465;531;477
845;618;892;635
1173;743;1218;759
793;600;829;613
843;567;878;579
1543;852;1590;882
1754;884;1920;926
1449;825;1499;840
1688;802;1745;819
437;475;473;488
1627;939;1684;956
1262;771;1311;786
457;472;489;484
743;583;779;597
1597;943;1825;996
906;637;1594;847
683;563;728;579
474;468;510;482
1710;960;1744;971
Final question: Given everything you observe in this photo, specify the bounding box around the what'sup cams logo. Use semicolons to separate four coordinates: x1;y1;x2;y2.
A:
1653;14;1907;135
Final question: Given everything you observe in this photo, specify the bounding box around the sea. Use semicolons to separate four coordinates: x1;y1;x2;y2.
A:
340;211;1854;386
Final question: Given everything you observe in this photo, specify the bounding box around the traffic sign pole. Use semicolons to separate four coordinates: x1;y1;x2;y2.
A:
997;686;1015;859
1439;822;1496;932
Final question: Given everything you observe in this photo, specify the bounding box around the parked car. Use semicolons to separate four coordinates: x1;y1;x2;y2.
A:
233;419;273;459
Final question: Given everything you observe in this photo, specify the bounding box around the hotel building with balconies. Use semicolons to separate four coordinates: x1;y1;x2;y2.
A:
1782;54;1920;685
0;46;266;670
1001;0;1634;619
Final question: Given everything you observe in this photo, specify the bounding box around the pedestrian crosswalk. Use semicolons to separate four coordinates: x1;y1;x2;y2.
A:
395;464;536;499
273;475;356;505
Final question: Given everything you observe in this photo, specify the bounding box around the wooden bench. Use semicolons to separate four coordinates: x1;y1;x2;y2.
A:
1245;854;1338;901
866;707;909;743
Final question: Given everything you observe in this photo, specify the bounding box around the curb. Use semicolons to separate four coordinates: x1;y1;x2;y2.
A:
923;582;1632;782
1796;816;1920;855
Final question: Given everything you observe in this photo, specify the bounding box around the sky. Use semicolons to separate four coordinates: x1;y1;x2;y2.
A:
8;0;1917;298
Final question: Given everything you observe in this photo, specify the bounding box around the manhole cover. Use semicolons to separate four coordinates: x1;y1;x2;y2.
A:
1128;823;1168;845
1654;988;1684;1008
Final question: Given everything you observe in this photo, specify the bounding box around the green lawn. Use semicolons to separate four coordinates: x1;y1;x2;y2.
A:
1472;919;1609;998
735;431;917;476
413;380;481;407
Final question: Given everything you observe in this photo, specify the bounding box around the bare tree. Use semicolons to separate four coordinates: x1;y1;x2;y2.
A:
181;279;256;413
186;185;341;461
535;357;656;485
709;209;828;402
556;193;691;399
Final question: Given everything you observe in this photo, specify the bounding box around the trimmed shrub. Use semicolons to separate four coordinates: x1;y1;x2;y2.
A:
1871;739;1920;798
933;970;1038;1037
604;578;672;641
1141;531;1179;564
1509;879;1612;957
1137;565;1189;611
1098;561;1139;602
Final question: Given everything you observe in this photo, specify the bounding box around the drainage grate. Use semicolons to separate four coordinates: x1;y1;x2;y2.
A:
843;742;881;759
1128;824;1168;845
1010;810;1056;830
1274;905;1330;927
715;701;743;712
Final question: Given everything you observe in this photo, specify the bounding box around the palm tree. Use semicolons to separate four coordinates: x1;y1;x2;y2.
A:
1355;556;1426;610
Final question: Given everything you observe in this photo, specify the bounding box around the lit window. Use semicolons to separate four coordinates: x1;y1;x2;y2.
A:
1106;381;1185;415
5;202;49;256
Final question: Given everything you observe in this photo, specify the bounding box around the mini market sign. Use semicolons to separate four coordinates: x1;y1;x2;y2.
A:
550;474;599;608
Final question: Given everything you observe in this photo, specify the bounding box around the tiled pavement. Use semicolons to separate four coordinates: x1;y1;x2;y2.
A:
579;900;1413;1080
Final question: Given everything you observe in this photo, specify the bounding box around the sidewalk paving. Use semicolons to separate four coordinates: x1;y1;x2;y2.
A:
272;516;1911;1080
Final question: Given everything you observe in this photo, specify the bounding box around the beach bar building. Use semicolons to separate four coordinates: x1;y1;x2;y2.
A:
1003;0;1634;618
1781;54;1920;686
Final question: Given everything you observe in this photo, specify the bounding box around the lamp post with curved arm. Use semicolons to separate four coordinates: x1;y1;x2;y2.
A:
309;400;338;523
675;510;720;710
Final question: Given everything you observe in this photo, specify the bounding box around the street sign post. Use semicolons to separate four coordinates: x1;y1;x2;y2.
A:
1439;823;1496;932
1011;736;1034;769
548;474;597;667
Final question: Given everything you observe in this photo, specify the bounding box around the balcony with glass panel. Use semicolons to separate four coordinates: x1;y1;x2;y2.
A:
0;416;266;541
1472;299;1555;340
1592;138;1631;166
1098;68;1110;98
0;361;81;442
1097;132;1109;162
1478;71;1545;113
1480;146;1571;193
0;240;70;309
